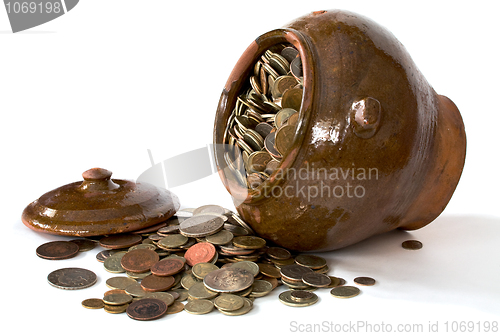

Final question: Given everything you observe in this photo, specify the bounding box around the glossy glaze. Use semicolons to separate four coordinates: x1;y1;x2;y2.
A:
214;10;466;251
22;168;180;236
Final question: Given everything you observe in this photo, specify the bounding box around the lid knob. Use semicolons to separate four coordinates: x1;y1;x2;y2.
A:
79;168;119;191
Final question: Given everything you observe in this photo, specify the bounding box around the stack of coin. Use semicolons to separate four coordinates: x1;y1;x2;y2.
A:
222;44;304;189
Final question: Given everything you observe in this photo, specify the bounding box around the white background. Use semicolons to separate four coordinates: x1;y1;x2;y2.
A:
1;1;499;335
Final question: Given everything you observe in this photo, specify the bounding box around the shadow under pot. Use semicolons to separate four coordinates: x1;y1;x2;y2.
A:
213;9;466;252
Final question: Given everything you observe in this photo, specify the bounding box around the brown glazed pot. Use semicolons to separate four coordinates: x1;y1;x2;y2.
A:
213;10;466;251
22;168;180;236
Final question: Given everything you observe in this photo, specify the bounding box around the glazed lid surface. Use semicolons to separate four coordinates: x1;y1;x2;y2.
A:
22;168;180;236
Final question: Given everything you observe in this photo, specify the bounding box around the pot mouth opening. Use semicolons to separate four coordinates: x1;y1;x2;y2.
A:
214;28;313;204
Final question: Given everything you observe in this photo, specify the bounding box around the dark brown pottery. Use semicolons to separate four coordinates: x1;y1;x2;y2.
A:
214;10;466;251
22;168;180;236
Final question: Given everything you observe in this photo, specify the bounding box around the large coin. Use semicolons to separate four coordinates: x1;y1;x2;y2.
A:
193;204;227;217
47;268;97;290
203;268;254;293
179;215;224;238
141;274;175;292
247;151;272;173
120;249;159;273
36;241;79;260
275;108;297;129
281;87;303;111
126;298;167;321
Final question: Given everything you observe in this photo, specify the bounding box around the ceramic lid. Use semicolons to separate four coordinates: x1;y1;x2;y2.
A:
22;168;180;236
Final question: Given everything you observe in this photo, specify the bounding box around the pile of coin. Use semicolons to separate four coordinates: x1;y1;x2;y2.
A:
37;204;393;319
222;44;304;189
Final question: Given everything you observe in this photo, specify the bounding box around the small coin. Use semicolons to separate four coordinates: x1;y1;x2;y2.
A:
106;276;137;290
232;236;266;250
181;272;202;290
126;298;167;321
125;282;147;297
213;294;245;311
120;249;159;273
264;159;280;176
204;268;254;293
184;242;217;266
280;264;314;282
128;243;157;251
69;239;98;252
255;122;274;139
185;299;214;315
150;258;185;276
141;274;175;292
264;131;282;159
302;272;332;287
157;225;181;235
402;240;423;250
104;304;128;314
275;108;297;129
290;57;303;79
279;290;318;307
81;298;104;309
192;262;219;279
330;286;361;299
166;301;185;314
353;276;376;286
290;290;315;302
188;282;219;300
126;270;151;280
36;241;79;260
326;276;342;288
103;293;133;306
205;230;234;245
99;234;142;249
179;215;224;238
247;151;272;173
218;297;253;316
193;205;227;217
104;289;126;296
257;263;281;278
281;46;299;63
47;268;97;290
295;254;327;269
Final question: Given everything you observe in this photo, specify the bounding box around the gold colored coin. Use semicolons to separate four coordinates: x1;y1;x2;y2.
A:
295;254;327;269
218;297;253;316
143;292;175;306
192;262;219;280
81;298;104;309
181;273;202;290
214;294;245;311
125;283;147;297
258;263;281;278
232;236;266;249
188;282;219;300
157;234;189;249
103;254;125;273
230;261;260;277
103;293;133;306
106;276;137;290
247;151;272;173
279;290;318;307
330;286;361;299
354;276;376;286
249;280;273;298
302;272;332;287
104;304;128;314
166;301;184;314
275;124;296;156
282;87;303;111
184;299;214;315
205;230;234;245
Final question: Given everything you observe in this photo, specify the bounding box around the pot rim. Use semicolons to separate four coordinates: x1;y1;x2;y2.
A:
214;28;316;204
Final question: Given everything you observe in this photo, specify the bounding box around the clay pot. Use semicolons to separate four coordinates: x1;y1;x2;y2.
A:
22;168;180;236
213;10;466;251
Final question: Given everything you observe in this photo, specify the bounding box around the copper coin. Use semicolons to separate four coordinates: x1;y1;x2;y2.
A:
36;241;79;260
99;234;142;249
282;87;303;111
275;124;296;156
280;264;313;282
402;240;423;250
141;274;175;292
184;242;216;266
47;268;97;290
120;249;159;273
266;246;292;260
126;298;167;321
150;258;185;276
354;276;376;286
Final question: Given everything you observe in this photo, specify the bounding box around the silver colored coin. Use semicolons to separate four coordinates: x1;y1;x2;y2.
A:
47;268;97;290
179;215;224;238
193;205;227;217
